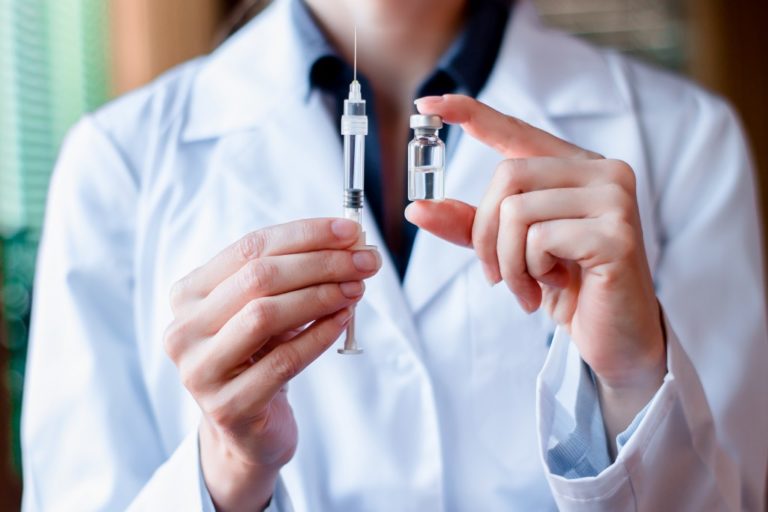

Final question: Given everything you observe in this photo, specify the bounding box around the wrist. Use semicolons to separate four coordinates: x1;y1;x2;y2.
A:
599;339;666;394
593;304;668;454
200;421;280;512
594;298;668;392
596;357;664;414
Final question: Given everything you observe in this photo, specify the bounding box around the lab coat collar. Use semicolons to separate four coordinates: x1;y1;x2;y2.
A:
182;0;305;142
404;1;631;312
180;0;632;320
181;0;629;142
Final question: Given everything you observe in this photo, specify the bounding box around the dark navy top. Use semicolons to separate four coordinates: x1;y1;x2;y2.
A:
291;0;510;279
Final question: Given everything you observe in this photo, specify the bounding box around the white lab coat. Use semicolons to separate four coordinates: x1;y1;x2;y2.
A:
21;0;768;510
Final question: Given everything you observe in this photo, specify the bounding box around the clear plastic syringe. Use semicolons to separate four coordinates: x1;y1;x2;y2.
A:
338;31;368;355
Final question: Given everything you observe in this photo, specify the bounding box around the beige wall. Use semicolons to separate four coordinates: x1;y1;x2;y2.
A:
109;0;222;95
1;2;764;508
106;0;768;258
687;0;768;244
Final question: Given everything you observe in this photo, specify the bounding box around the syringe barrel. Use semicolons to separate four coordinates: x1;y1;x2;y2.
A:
343;133;365;198
338;83;368;356
341;97;367;215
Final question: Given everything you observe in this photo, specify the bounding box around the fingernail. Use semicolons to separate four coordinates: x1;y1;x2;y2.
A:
517;296;535;314
331;219;360;240
403;204;415;223
481;263;496;286
482;264;502;286
340;281;364;298
414;96;444;106
352;250;380;272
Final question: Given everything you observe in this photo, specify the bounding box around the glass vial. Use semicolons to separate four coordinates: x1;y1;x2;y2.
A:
408;114;445;201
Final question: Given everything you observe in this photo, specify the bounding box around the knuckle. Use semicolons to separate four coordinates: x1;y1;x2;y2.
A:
604;183;632;211
206;394;238;428
179;350;223;398
526;222;546;250
504;115;532;139
239;230;269;261
178;358;203;395
470;221;485;251
498;158;528;188
471;230;493;262
240;259;276;296
606;159;636;192
318;251;339;279
318;283;344;309
241;299;272;334
499;194;526;222
507;115;530;129
268;345;302;382
471;234;496;267
587;149;605;160
163;320;189;361
575;147;600;160
605;215;637;258
169;276;191;312
603;183;637;226
298;220;319;245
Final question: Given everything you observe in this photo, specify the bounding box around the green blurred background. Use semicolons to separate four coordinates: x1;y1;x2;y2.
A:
1;0;766;509
1;0;110;505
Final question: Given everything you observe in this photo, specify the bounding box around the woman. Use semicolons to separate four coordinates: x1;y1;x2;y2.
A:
22;0;767;510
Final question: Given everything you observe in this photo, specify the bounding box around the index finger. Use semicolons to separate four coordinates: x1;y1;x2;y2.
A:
173;218;362;302
414;94;601;160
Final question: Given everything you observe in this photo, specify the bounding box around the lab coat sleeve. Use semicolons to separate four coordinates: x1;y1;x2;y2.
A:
21;116;222;511
536;97;768;510
132;432;291;511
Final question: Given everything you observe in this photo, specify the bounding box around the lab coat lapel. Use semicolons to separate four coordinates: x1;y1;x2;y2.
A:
224;93;420;347
182;0;653;340
405;0;630;313
182;0;419;346
404;98;566;313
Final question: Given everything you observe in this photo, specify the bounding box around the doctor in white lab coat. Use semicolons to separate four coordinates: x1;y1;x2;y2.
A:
21;0;767;510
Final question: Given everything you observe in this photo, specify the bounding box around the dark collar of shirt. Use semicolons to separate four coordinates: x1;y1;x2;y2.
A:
291;0;511;280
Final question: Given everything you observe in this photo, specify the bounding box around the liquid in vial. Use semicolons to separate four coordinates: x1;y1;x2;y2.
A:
408;114;445;201
409;166;445;200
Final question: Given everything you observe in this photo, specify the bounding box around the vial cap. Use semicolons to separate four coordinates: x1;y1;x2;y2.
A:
410;114;443;130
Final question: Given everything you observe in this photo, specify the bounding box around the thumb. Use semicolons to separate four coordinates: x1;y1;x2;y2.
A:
405;199;476;248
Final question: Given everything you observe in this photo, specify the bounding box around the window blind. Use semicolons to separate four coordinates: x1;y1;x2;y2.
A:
0;0;109;476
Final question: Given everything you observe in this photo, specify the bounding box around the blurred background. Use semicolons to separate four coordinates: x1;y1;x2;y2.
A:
1;0;766;507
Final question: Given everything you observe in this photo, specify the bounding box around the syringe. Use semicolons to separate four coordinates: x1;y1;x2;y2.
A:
338;29;368;355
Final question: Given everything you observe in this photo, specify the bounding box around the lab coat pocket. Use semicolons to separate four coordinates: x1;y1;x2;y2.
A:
465;261;553;471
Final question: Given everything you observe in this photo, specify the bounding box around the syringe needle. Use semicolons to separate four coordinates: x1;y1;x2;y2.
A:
353;25;358;82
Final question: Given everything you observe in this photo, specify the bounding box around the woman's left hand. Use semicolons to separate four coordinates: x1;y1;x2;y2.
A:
406;95;666;436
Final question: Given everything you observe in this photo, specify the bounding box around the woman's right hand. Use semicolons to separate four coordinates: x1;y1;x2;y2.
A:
163;218;381;511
